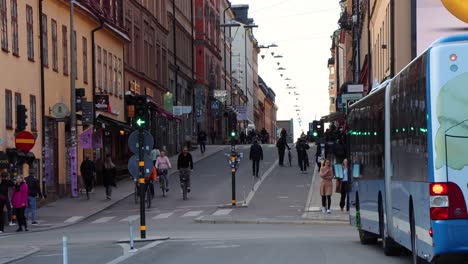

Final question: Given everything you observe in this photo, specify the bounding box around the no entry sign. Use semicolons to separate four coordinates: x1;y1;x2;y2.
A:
15;131;36;152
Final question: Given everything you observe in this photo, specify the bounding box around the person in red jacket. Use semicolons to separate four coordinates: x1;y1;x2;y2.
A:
12;176;29;232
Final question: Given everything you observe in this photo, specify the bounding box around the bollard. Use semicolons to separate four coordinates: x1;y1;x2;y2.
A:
63;236;68;264
128;219;138;253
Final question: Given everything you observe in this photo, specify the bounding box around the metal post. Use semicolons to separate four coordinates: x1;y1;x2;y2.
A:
231;144;236;206
128;219;138;253
69;0;78;198
138;129;146;239
62;236;68;264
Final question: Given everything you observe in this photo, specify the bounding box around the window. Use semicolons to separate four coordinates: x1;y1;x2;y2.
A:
109;52;113;94
26;5;33;60
114;55;117;96
1;0;8;51
62;25;68;75
42;14;48;66
30;95;36;131
97;46;101;89
156;45;160;82
82;37;87;83
118;58;122;96
103;49;107;92
5;89;12;128
11;0;18;55
14;92;20;129
51;19;58;71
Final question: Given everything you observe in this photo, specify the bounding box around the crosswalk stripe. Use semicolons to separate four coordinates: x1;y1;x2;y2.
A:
153;212;174;219
64;216;84;223
120;215;140;222
91;216;115;224
181;210;203;217
212;209;232;216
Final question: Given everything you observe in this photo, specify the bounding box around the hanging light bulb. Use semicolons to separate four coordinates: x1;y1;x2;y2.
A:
261;55;265;59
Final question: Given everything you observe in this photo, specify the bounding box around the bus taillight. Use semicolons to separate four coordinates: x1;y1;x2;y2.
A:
429;182;468;220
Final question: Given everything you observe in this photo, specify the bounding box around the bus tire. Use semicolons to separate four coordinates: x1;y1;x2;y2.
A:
379;196;400;256
410;204;427;264
359;229;378;245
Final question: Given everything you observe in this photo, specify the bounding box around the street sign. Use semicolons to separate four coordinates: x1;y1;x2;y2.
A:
128;130;153;155
127;154;153;178
211;101;220;110
82;101;94;125
15;131;36;152
52;103;69;118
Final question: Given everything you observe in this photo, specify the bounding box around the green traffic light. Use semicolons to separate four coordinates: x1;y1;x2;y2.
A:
136;118;146;127
313;132;318;137
230;131;237;137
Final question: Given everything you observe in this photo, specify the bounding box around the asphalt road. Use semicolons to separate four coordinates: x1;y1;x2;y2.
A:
4;144;414;264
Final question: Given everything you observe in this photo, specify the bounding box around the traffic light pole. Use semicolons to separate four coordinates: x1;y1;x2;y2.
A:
230;141;237;207
138;128;146;239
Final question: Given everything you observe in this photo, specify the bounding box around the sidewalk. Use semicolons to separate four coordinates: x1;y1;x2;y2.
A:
0;145;226;235
301;166;349;223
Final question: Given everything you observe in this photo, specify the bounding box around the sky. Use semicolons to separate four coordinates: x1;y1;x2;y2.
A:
229;0;341;139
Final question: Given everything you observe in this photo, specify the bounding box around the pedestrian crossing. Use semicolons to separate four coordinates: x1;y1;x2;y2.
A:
63;209;233;225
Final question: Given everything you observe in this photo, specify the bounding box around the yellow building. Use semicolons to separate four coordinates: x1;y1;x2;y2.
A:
41;0;128;198
0;0;42;177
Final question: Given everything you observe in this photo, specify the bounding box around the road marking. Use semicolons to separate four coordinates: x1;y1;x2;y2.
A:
191;241;225;246
181;210;203;217
296;185;305;188
212;209;232;216
64;216;84;223
153;212;173;219
119;215;140;222
106;241;166;264
277;196;288;199
302;167;318;218
244;160;279;206
203;245;241;249
91;216;116;224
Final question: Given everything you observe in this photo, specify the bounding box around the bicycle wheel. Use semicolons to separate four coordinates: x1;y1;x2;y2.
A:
288;152;292;167
146;186;152;208
160;177;166;197
182;182;188;200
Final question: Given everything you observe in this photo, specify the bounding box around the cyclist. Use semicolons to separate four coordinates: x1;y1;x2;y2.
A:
145;165;157;198
177;147;194;192
155;151;171;192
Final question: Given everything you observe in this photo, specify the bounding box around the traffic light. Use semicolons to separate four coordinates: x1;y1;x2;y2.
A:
230;130;237;138
134;95;147;128
16;104;27;132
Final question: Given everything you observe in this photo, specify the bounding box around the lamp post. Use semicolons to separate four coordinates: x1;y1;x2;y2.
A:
69;0;78;198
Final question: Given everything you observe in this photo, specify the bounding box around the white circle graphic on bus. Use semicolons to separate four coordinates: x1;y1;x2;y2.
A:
435;72;468;170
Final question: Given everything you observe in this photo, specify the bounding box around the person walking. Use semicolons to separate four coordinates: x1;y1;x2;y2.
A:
249;140;263;178
0;172;14;226
177;147;194;192
12;176;28;232
156;151;172;192
103;155;117;200
296;138;310;173
337;158;351;212
25;171;41;225
80;156;95;200
197;130;207;154
334;139;346;164
320;159;334;214
276;134;289;166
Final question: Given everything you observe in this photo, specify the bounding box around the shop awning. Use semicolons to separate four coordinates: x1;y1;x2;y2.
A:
154;105;182;122
321;112;344;123
96;115;132;130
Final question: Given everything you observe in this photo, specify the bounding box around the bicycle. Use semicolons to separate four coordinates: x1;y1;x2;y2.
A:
158;169;168;197
133;177;152;209
145;181;152;209
133;177;139;204
179;169;191;200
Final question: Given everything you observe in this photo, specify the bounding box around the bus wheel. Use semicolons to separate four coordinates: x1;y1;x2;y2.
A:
359;229;378;245
379;198;400;256
410;207;427;264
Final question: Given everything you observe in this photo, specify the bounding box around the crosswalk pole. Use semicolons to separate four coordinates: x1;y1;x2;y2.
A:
128;219;138;253
62;236;68;264
138;129;146;239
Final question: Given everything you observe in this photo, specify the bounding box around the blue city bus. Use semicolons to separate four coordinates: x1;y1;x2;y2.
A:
348;35;468;263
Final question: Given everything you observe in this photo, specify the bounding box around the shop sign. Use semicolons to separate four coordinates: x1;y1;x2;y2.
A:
95;94;109;112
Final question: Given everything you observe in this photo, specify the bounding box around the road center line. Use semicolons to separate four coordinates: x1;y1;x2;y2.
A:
244;159;279;206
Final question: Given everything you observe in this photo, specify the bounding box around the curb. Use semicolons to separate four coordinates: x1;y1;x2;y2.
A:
9;147;226;235
0;246;40;264
194;217;349;225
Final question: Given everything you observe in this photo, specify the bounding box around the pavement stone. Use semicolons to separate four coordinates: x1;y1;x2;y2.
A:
0;246;40;264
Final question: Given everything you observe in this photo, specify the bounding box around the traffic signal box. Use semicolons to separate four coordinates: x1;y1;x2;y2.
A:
134;95;147;129
16;105;28;132
310;120;324;139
